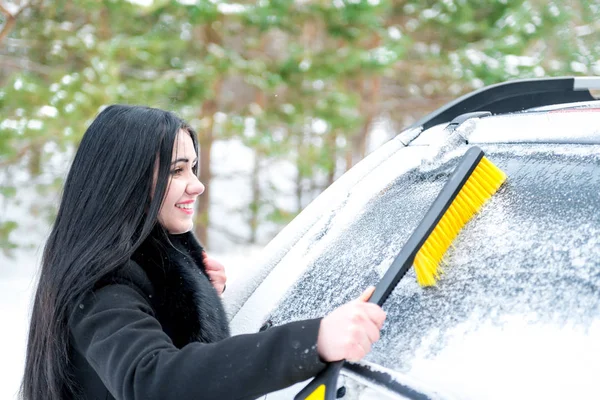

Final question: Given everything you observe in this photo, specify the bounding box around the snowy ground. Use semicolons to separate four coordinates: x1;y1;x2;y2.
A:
0;244;262;400
0;250;38;400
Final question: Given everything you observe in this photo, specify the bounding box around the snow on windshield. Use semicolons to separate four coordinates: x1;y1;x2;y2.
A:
229;136;417;331
265;143;600;399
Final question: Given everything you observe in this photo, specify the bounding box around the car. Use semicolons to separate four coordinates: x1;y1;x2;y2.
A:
225;77;600;400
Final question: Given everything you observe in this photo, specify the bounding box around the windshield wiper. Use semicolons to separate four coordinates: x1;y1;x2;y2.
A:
342;361;447;400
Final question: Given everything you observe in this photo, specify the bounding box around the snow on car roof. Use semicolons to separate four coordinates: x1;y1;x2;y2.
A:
410;108;600;146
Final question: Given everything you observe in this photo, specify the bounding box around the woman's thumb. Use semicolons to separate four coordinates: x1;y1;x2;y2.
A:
358;286;376;302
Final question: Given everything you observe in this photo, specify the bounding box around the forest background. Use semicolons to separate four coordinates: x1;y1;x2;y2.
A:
1;0;599;254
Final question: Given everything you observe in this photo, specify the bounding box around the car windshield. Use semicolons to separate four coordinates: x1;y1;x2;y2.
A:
266;143;600;399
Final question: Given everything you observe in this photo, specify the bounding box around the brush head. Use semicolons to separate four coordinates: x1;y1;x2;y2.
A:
414;156;507;286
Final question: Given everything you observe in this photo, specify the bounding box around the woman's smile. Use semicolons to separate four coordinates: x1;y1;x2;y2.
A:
175;201;195;215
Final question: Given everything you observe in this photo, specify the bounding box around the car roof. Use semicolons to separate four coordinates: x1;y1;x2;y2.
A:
405;76;600;131
407;106;600;147
230;78;600;399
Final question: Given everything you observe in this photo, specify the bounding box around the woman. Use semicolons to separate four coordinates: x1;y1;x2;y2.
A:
21;105;386;400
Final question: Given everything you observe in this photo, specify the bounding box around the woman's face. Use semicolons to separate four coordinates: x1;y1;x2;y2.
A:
158;131;204;234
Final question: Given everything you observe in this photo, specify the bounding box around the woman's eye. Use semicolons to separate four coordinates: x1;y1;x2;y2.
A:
171;168;183;176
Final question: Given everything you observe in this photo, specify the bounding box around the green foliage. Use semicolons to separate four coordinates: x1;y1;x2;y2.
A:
396;0;599;89
265;206;296;226
0;0;598;251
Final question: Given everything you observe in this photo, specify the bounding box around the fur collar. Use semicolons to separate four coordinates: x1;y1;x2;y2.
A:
132;229;230;348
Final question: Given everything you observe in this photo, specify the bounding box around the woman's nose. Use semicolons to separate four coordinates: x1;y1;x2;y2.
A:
187;175;205;196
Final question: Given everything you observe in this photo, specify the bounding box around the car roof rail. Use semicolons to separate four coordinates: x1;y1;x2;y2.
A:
409;76;600;131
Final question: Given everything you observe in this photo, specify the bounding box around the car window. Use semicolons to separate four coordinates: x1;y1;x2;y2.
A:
266;143;600;398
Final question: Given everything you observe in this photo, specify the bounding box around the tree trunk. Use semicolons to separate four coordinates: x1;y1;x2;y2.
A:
248;90;267;244
0;1;40;44
351;113;373;166
98;5;111;40
249;152;260;244
325;129;337;187
295;132;304;213
194;23;223;248
345;76;381;171
28;143;42;176
0;4;17;45
195;93;218;247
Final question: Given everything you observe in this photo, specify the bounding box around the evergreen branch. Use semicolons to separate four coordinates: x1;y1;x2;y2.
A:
0;4;17;45
0;1;38;45
0;54;54;75
0;136;48;168
0;3;11;15
0;143;32;168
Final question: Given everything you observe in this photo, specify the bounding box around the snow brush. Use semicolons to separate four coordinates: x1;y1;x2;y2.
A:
294;146;506;400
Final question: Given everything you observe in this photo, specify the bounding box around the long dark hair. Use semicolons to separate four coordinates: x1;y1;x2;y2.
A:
21;105;198;400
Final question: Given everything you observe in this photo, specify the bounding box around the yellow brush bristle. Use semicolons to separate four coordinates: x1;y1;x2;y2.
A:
414;157;507;286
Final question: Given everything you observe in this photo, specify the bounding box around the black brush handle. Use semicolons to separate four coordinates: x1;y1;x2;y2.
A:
295;146;485;400
294;360;343;400
370;146;484;306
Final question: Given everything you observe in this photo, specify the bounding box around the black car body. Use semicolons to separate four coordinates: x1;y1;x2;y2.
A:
227;77;600;400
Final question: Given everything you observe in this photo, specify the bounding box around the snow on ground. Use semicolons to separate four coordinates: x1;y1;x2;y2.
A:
0;247;43;400
0;244;262;400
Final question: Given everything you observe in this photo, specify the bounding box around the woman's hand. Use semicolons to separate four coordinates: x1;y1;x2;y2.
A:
202;252;227;295
317;286;386;362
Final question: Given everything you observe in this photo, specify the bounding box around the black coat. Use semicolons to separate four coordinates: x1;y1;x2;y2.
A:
68;231;326;400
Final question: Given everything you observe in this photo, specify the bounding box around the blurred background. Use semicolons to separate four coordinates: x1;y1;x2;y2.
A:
2;0;599;253
0;0;599;397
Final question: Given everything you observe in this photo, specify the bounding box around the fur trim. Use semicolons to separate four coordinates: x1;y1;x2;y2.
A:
132;229;230;348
